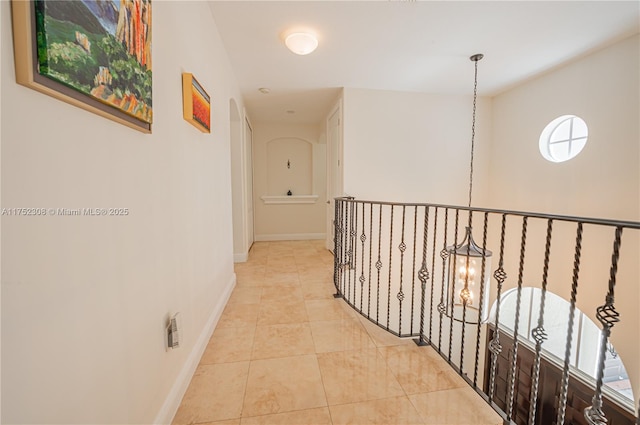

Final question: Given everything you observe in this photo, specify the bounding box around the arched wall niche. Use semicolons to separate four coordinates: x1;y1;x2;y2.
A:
266;137;313;196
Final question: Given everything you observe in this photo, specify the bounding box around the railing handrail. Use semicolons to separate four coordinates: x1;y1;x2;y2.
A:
333;196;639;425
335;196;640;229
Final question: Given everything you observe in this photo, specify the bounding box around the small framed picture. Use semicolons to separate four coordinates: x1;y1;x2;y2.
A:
182;73;211;133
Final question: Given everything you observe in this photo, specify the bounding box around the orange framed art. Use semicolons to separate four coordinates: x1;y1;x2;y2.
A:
182;73;211;133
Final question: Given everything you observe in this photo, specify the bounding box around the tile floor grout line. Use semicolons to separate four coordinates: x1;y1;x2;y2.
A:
237;249;260;423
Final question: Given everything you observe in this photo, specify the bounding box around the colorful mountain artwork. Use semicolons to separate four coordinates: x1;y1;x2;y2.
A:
35;0;152;123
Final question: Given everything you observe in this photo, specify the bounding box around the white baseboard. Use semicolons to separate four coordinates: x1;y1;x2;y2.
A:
255;233;326;241
153;274;236;425
234;252;248;263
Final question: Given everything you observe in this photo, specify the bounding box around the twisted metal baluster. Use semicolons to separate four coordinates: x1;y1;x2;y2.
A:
473;212;489;387
336;199;349;298
416;206;430;346
528;219;553;425
410;206;418;335
359;203;366;312
584;227;623;425
429;208;438;343
333;199;341;296
506;217;528;421
346;199;353;269
488;214;508;402
437;208;450;352
398;206;407;335
387;205;395;330
350;202;358;304
345;200;353;299
448;209;460;363
557;222;583;425
367;203;373;317
375;204;383;323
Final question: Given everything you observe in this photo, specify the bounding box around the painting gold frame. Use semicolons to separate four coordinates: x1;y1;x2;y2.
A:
10;0;152;133
182;73;211;134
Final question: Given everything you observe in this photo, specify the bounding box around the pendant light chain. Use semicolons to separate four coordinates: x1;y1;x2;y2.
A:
468;55;481;209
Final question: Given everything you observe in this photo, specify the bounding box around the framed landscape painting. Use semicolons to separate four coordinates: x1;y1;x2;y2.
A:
11;0;153;133
182;73;211;133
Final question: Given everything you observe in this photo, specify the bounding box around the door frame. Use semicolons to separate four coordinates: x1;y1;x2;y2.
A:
244;115;255;251
325;99;343;252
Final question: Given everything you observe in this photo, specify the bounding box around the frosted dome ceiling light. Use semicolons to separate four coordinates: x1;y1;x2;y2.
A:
285;32;318;55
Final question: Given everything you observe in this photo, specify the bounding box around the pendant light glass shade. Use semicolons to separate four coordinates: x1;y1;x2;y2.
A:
445;227;492;324
442;53;492;325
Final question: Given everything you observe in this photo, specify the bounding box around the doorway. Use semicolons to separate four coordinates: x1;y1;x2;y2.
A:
229;99;254;262
326;101;343;252
245;117;254;250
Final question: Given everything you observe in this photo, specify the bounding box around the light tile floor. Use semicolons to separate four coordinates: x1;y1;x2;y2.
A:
173;240;501;425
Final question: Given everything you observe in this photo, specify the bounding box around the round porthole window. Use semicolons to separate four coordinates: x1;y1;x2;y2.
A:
539;115;588;163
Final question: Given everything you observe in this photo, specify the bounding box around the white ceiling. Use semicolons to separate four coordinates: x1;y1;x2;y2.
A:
209;1;639;125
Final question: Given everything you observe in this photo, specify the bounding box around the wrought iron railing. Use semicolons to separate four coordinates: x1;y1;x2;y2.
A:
333;196;640;425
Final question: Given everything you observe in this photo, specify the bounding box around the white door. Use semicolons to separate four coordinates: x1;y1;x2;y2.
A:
326;102;343;251
245;118;254;248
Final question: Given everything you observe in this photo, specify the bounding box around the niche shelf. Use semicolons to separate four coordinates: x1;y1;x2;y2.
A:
260;195;319;205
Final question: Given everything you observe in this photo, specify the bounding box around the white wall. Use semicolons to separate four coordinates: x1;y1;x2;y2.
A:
489;34;640;408
229;99;247;261
253;123;327;240
1;2;243;423
342;88;492;206
489;35;639;221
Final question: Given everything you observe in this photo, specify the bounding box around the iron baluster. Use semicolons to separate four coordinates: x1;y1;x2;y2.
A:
375;204;383;323
506;217;528;422
359;203;366;312
557;222;583;425
448;209;460;363
335;198;348;298
367;203;373;317
397;206;407;335
346;199;353;269
387;205;395;330
410;205;418;335
348;200;353;296
416;205;430;346
333;199;341;296
351;202;359;303
473;212;489;387
584;226;623;425
429;208;438;344
528;219;553;425
488;214;507;402
437;208;450;353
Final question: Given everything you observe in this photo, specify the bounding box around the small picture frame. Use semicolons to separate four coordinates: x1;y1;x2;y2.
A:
182;73;211;133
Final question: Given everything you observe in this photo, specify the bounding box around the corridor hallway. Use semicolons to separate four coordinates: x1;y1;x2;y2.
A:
172;240;502;425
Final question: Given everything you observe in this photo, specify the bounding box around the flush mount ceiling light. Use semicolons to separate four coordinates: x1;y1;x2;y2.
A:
284;32;318;55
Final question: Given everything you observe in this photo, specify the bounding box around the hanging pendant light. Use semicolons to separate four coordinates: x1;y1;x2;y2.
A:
444;54;492;325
